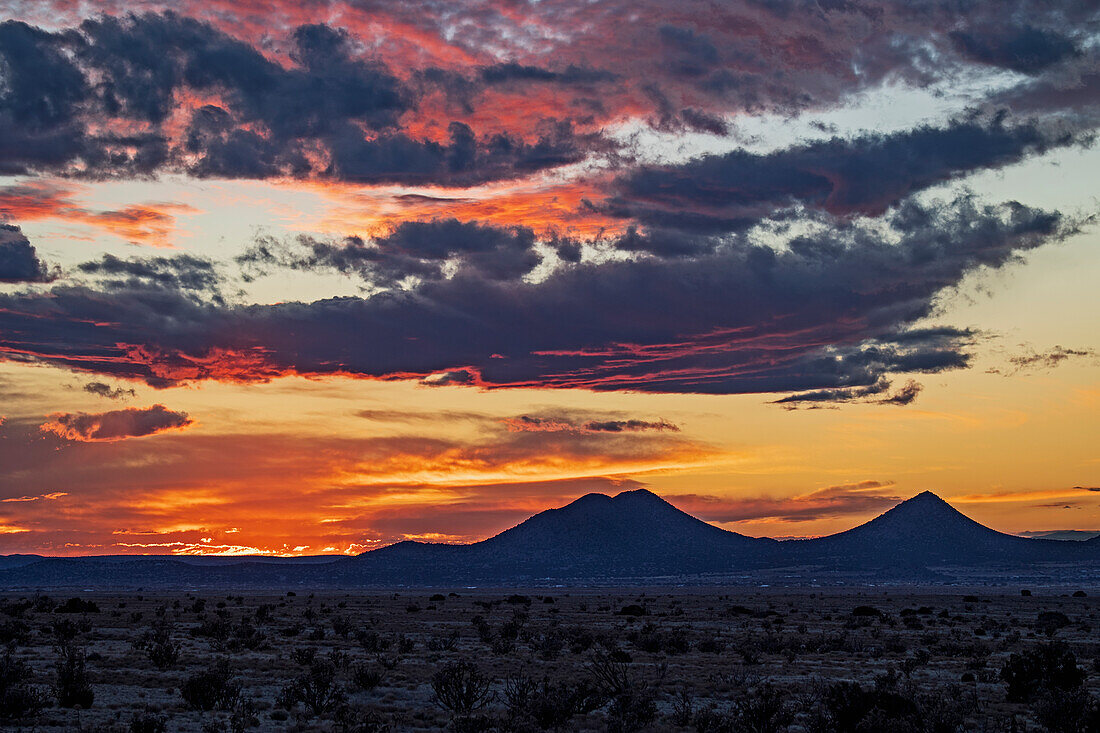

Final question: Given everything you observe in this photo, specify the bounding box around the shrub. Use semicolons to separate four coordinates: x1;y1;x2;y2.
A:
229;696;260;733
668;689;694;727
55;598;99;614
503;674;603;729
733;682;793;733
1032;686;1100;733
607;689;657;733
1037;611;1072;636
331;615;353;638
630;623;690;655
0;620;30;647
588;649;661;733
50;618;88;643
616;605;647;617
55;643;94;708
228;619;266;651
0;651;47;720
697;638;724;654
181;658;241;711
427;629;460;652
279;654;347;716
851;606;884;619
811;681;921;732
333;703;393;733
194;613;232;643
357;630;391;653
129;710;168;733
431;662;494;718
352;662;385;692
134;619;181;669
1001;642;1086;703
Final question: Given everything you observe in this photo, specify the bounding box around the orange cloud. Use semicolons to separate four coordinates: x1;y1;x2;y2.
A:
291;174;619;239
0;180;196;247
668;480;903;525
0;412;716;555
952;488;1100;504
41;405;194;442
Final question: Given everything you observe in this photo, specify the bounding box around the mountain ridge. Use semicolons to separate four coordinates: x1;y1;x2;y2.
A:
1;489;1097;588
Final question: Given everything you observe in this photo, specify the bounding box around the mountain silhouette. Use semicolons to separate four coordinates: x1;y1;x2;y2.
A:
0;489;1097;588
358;489;773;581
791;491;1091;566
474;489;774;575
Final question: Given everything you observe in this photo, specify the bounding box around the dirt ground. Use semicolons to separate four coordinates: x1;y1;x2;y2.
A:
0;587;1097;731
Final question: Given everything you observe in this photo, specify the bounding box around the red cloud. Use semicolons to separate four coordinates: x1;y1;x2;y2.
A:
41;405;194;442
0;181;196;247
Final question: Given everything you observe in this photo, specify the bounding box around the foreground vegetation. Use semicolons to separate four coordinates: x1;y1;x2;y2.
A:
0;589;1097;731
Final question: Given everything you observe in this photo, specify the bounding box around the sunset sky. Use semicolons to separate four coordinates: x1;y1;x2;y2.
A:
0;0;1097;556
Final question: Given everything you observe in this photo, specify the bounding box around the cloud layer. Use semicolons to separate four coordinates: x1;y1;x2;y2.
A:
41;405;194;442
0;194;1074;396
0;224;55;283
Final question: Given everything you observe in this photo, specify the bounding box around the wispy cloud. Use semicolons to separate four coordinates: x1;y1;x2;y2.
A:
669;480;902;524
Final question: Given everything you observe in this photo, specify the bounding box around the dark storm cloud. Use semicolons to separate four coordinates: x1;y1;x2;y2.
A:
76;253;221;294
773;377;924;408
996;345;1098;374
353;408;678;433
88;13;408;179
325;119;602;186
991;46;1100;123
503;415;679;433
238;219;541;287
479;63;616;86
41;404;193;442
0;13;603;184
606;115;1085;233
658;26;721;79
0;193;1074;395
0;4;1094;184
0;224;56;283
83;382;136;400
950;25;1081;75
878;379;922;406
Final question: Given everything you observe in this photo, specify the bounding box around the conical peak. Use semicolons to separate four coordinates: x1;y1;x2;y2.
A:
905;490;950;506
612;488;666;503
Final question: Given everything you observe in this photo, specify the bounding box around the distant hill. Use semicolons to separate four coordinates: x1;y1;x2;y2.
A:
331;490;775;583
473;489;775;575
1;489;1098;588
787;491;1093;567
1018;530;1100;541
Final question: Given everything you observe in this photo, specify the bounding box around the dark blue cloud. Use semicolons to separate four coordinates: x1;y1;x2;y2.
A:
238;219;541;287
0;195;1074;395
606;115;1083;234
951;25;1080;75
0;224;55;283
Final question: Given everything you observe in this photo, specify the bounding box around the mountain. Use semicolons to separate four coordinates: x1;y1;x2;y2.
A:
0;489;1098;588
340;490;776;583
1019;530;1100;541
475;489;774;574
789;491;1093;567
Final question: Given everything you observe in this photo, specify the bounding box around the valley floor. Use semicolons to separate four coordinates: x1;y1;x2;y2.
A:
0;588;1098;731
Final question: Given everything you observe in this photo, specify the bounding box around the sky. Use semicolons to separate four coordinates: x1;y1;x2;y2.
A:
0;0;1097;556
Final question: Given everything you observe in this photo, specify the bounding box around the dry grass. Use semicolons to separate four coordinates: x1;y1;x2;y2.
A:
0;588;1097;731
